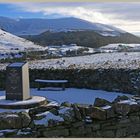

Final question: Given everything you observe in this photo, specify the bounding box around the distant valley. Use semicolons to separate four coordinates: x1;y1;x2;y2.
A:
0;16;140;62
0;16;140;48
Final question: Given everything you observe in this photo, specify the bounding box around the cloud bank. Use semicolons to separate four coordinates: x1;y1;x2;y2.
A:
9;2;140;34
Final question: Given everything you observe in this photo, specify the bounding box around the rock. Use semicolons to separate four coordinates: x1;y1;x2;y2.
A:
0;112;22;130
90;107;107;120
127;124;140;135
132;95;140;101
129;115;139;122
130;104;140;113
43;128;69;137
72;121;84;128
101;130;115;137
102;105;115;119
91;123;100;131
59;107;75;122
116;128;127;137
86;105;94;116
29;104;59;117
34;111;64;128
18;112;31;128
16;128;37;138
94;98;111;107
72;104;82;120
70;126;85;137
0;129;18;138
77;104;89;118
114;102;130;116
49;108;59;116
61;102;72;107
0;133;4;138
34;114;46;120
118;118;131;124
84;126;92;136
113;95;129;103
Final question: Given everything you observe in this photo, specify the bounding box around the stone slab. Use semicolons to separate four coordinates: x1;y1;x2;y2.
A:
0;96;47;109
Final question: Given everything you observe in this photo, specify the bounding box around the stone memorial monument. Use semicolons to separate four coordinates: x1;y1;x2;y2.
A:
6;62;30;100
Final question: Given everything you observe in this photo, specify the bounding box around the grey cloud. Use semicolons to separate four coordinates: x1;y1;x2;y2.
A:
5;2;140;33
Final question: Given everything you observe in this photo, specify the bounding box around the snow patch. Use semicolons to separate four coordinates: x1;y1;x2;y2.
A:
119;99;137;105
34;111;64;126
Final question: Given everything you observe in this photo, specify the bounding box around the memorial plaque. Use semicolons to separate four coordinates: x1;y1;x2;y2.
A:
6;62;30;100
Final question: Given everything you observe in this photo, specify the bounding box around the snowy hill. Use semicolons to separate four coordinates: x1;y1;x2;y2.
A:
26;51;140;70
0;29;43;52
100;43;140;52
0;17;126;36
1;51;140;70
24;30;140;48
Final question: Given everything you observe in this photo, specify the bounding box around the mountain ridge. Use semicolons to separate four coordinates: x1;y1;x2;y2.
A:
23;30;140;48
0;16;139;48
0;16;126;35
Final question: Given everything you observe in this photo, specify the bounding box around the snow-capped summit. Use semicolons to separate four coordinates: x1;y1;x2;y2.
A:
0;28;43;51
0;17;126;36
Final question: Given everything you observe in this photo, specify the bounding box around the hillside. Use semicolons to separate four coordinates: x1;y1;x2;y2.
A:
0;17;125;35
23;31;140;48
0;16;140;48
0;29;43;51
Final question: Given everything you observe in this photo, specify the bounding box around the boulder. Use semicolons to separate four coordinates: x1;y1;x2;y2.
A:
34;111;64;128
0;112;22;130
18;112;31;128
130;103;140;113
61;102;72;107
0;133;4;138
86;105;94;116
0;129;18;138
113;95;129;103
90;107;107;120
101;105;115;119
43;128;69;137
94;98;111;107
29;104;59;117
49;108;59;116
113;102;130;116
16;128;37;138
71;104;82;120
77;104;89;118
59;107;75;122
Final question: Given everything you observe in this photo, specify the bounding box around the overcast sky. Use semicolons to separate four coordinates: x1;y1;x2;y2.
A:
0;2;140;36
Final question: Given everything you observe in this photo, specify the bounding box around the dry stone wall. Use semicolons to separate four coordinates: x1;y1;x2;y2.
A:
29;68;140;95
0;68;140;94
1;95;140;138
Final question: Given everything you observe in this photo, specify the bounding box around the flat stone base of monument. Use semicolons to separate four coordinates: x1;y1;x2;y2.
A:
0;96;47;109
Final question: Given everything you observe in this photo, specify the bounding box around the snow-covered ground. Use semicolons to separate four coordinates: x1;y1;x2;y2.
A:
27;52;140;70
101;43;140;50
0;88;132;106
99;43;140;53
0;88;133;115
0;51;140;70
32;88;132;104
0;29;43;51
0;88;133;130
47;44;94;56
